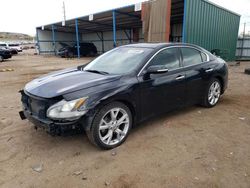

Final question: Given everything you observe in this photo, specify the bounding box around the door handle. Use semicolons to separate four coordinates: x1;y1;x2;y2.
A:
205;68;214;73
176;75;185;81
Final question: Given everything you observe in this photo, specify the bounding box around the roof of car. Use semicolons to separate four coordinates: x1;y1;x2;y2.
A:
123;43;203;50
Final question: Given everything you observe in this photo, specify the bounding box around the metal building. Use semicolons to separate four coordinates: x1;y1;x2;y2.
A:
36;0;240;61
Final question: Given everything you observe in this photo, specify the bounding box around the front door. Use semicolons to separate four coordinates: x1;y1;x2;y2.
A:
138;47;186;121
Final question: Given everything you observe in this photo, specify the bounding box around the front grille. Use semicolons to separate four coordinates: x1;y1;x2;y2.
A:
21;90;59;119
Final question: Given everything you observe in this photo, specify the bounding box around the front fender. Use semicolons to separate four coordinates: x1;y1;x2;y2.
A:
63;77;139;130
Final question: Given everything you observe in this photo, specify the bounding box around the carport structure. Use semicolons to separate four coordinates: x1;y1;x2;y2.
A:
37;0;240;61
36;5;143;58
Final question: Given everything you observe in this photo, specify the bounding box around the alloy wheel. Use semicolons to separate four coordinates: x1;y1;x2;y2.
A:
98;107;130;146
208;81;221;106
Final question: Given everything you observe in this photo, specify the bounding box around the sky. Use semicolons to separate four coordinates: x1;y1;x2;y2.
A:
0;0;249;36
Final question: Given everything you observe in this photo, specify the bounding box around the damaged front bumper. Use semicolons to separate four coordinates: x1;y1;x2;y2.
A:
19;90;85;136
19;109;82;135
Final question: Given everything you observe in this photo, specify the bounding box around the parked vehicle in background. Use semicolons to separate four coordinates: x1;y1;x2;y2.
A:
0;47;12;62
8;43;22;52
57;42;97;58
22;46;30;50
20;43;228;149
0;42;18;55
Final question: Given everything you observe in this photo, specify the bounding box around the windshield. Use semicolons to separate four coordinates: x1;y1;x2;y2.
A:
84;47;152;75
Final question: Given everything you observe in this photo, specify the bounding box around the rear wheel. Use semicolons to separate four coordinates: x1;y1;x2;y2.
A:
201;78;221;108
89;51;96;57
0;56;3;62
68;52;74;58
86;102;132;149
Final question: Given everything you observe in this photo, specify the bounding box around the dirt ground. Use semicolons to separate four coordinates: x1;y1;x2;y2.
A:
0;50;250;188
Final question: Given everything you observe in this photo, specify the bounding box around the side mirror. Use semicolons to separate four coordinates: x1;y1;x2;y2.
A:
146;65;169;75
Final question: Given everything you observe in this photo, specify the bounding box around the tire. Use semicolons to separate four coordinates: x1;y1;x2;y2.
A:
201;78;222;108
0;56;3;62
88;51;95;57
245;68;250;75
86;102;132;150
68;52;74;58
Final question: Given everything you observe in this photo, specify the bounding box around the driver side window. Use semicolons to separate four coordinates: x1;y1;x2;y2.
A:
149;48;180;70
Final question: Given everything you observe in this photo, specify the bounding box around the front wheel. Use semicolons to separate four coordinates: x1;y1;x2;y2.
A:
202;78;222;108
86;102;132;149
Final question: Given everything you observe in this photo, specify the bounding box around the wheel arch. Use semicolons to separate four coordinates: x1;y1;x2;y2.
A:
214;75;224;94
84;96;137;131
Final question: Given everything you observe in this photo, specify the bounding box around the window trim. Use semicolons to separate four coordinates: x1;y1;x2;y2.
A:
137;46;210;77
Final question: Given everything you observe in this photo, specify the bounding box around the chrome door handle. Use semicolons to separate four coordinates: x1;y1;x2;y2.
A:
205;68;214;73
176;75;185;80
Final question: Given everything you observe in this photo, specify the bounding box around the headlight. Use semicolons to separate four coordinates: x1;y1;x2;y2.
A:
47;97;88;120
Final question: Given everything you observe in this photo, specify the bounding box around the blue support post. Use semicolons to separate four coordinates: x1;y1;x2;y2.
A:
36;28;40;55
112;10;117;47
182;0;187;43
52;24;56;55
75;18;80;58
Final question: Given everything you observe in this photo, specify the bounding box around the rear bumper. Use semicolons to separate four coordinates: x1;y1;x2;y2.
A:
19;109;82;135
57;51;68;57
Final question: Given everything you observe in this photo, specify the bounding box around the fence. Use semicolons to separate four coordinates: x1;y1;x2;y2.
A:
236;22;250;60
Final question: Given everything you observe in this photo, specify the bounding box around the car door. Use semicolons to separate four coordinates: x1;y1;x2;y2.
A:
137;47;186;121
180;47;215;105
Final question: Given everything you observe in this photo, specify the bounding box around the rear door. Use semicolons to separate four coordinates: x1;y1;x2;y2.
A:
180;47;214;105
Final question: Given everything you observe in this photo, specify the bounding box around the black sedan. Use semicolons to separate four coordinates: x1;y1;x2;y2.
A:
0;48;12;62
57;42;97;58
20;43;228;149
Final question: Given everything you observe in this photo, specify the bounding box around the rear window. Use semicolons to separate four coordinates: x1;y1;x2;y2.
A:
181;48;203;66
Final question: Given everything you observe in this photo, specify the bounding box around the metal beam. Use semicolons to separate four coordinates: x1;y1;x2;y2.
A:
52;25;56;55
115;10;140;19
130;29;132;43
101;32;104;53
112;10;117;47
124;30;131;41
36;28;41;54
75;19;80;58
55;24;99;33
78;18;129;31
96;32;102;40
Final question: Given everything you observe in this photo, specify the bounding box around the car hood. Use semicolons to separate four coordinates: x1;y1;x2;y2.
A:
25;67;121;98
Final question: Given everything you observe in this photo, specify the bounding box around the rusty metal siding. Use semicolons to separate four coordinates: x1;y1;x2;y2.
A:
183;0;240;61
142;0;171;42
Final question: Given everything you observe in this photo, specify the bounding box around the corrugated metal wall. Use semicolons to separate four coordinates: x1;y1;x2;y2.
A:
183;0;240;61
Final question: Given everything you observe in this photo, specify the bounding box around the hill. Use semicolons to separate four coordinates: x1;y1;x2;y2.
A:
0;32;33;41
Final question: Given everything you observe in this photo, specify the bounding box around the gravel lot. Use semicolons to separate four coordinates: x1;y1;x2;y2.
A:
0;50;250;188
